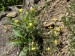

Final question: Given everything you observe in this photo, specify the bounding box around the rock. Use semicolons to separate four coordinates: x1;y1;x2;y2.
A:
56;22;63;25
0;11;7;21
6;11;17;18
2;43;20;56
54;14;64;21
16;5;22;9
12;7;19;12
43;21;55;27
8;5;22;12
1;17;11;25
56;22;64;28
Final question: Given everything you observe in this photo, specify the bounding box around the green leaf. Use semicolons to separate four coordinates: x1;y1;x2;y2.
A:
11;23;19;26
13;29;23;38
11;40;21;46
19;47;28;56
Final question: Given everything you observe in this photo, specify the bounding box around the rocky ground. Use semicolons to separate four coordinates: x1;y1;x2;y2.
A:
0;0;75;56
0;5;21;56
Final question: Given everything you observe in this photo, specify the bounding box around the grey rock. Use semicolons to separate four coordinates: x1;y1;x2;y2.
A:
6;11;17;18
12;6;19;12
16;5;22;9
8;5;22;12
0;11;7;21
1;17;11;25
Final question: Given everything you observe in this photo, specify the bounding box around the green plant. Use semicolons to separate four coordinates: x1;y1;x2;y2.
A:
10;7;43;56
70;2;75;13
9;1;75;56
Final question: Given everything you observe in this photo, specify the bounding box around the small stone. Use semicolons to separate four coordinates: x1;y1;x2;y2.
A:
43;21;55;27
6;11;17;17
56;22;63;25
65;12;69;16
17;51;19;54
55;14;64;21
3;29;7;33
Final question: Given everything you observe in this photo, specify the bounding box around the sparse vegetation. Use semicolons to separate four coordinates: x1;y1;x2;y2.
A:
0;0;75;56
0;0;22;11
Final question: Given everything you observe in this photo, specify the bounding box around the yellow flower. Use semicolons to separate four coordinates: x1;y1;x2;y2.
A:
32;42;34;45
31;47;36;50
29;23;33;26
46;47;51;51
48;26;53;29
55;27;60;31
19;8;24;13
30;7;35;11
59;26;63;29
26;11;28;15
14;20;19;23
54;39;58;45
54;30;57;35
52;18;57;21
54;30;60;36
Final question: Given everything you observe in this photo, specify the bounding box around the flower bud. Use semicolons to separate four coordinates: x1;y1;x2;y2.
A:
14;20;19;23
29;23;33;26
19;8;23;13
31;47;36;50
